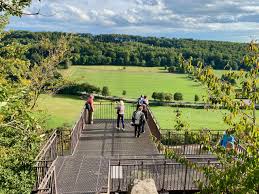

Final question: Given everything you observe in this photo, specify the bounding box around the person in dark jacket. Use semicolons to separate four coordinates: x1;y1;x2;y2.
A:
132;106;146;137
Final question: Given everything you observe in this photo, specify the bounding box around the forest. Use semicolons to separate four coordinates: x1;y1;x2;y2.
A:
3;31;248;70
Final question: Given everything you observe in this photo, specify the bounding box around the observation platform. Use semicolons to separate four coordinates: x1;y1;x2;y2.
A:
54;120;161;193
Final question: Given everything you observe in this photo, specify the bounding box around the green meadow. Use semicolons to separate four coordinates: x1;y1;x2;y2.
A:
37;94;85;129
61;65;206;102
38;66;252;130
150;106;228;130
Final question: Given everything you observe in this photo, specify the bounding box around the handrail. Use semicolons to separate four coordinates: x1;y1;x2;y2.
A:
108;158;221;192
35;130;57;161
70;108;86;155
37;164;57;194
34;105;86;193
148;107;161;130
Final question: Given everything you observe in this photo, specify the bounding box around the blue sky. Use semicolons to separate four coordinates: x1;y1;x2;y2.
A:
7;0;259;42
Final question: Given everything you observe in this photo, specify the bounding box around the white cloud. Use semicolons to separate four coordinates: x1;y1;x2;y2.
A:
6;0;259;41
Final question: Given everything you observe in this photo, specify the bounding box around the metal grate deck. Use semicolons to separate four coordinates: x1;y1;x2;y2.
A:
55;119;161;194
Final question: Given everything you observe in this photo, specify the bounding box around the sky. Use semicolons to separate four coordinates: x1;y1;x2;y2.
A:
7;0;259;42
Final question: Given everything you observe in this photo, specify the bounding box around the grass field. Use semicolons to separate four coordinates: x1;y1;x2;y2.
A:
151;106;228;130
35;94;227;131
37;94;85;129
38;67;252;130
151;106;259;130
61;66;206;102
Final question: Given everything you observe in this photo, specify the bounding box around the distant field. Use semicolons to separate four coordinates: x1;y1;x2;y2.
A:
61;65;206;102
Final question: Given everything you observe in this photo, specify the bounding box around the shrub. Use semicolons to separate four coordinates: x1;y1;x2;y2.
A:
102;86;110;96
152;92;158;100
122;90;126;96
161;132;198;146
221;74;236;85
165;93;173;101
157;92;165;101
174;92;183;101
194;94;199;102
57;82;100;95
59;59;71;69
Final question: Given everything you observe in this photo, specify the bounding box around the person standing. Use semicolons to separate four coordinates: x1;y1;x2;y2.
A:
136;95;144;109
116;100;125;131
143;96;149;106
141;104;148;133
86;94;94;124
132;106;146;137
220;129;235;151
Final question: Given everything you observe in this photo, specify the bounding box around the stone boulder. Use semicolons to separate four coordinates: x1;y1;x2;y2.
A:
130;179;158;194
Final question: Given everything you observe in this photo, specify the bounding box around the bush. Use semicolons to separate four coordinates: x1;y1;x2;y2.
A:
102;86;110;96
59;59;72;69
122;90;126;96
221;74;236;85
57;82;100;95
152;92;158;100
157;92;165;101
161;132;198;146
174;92;183;101
165;93;173;101
194;94;199;102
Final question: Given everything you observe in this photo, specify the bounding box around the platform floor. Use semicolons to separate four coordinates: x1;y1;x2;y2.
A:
55;120;161;194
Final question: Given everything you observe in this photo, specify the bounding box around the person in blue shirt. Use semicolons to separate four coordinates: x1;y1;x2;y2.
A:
220;129;235;150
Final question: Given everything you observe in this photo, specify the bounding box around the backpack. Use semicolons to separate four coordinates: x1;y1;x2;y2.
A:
132;111;144;125
85;102;91;110
131;111;137;124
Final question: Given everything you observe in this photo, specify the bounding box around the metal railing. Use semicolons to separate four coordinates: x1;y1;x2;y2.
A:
37;164;57;194
147;107;162;140
158;130;247;156
34;107;87;193
35;131;59;189
70;108;86;154
108;158;221;192
93;102;136;121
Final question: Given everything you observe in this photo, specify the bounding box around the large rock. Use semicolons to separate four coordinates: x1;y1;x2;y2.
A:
130;179;158;194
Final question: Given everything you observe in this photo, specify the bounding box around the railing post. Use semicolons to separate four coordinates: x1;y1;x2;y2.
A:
167;132;171;156
60;130;64;156
205;160;210;185
161;161;166;191
183;132;187;154
199;143;202;155
107;160;111;194
183;163;188;192
118;160;121;192
141;161;144;180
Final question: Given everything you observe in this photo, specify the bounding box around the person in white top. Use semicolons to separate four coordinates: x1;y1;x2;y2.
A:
143;96;149;105
116;100;125;131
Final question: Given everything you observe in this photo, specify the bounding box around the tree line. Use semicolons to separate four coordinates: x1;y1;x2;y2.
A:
3;31;248;70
